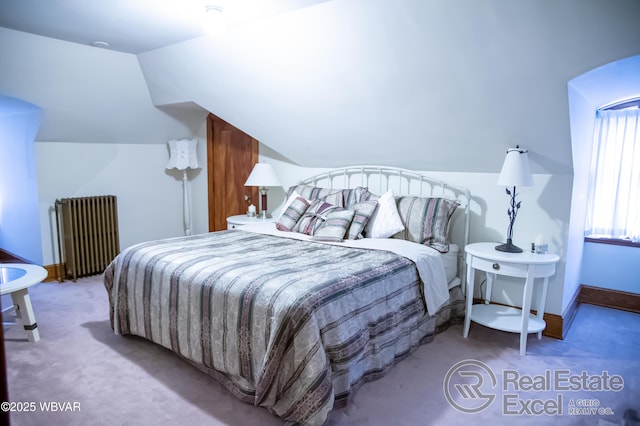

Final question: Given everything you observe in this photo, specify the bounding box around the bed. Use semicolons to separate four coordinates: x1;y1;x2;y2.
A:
104;165;471;425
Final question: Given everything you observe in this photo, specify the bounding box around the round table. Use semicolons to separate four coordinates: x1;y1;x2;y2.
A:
1;263;48;342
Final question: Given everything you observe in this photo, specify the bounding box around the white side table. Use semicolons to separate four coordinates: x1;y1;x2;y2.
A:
463;242;559;355
226;214;276;230
1;263;48;342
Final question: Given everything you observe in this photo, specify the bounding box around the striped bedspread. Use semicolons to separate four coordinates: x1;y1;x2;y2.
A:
104;230;464;425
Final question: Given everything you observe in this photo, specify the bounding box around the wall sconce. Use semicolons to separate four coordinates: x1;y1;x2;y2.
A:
495;145;533;253
166;139;200;236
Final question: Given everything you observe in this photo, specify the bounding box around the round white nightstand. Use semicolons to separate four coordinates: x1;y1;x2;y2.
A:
226;214;276;230
462;242;560;355
1;263;48;342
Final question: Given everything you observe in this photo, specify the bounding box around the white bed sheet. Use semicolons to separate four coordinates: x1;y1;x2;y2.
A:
442;243;459;286
239;222;450;316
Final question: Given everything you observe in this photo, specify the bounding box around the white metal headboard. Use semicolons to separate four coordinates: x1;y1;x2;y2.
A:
298;165;471;283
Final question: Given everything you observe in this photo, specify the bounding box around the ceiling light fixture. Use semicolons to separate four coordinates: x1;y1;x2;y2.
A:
202;5;228;37
91;41;110;48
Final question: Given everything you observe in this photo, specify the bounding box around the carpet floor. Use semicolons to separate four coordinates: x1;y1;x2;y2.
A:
3;275;639;426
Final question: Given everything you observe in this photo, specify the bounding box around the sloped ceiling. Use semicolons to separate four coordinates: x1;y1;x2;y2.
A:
2;0;640;174
138;0;640;173
0;0;334;54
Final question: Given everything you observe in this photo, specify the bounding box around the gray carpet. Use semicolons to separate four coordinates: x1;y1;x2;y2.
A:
3;275;639;426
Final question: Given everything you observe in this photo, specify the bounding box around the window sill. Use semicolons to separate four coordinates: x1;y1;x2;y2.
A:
584;237;640;248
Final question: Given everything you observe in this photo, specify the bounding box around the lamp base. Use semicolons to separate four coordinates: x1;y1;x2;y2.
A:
495;239;523;253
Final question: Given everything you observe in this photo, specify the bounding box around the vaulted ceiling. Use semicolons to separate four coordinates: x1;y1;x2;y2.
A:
1;0;640;174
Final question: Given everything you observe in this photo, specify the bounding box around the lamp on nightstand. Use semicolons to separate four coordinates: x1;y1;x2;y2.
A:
166;139;200;236
244;162;281;219
496;145;533;253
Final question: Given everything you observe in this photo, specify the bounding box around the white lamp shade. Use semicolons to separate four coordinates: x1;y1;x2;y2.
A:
244;163;281;187
166;139;199;170
497;147;533;187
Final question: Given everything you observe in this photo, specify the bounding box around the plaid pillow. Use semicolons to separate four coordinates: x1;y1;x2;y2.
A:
312;209;355;241
346;200;378;239
276;197;310;231
393;196;459;253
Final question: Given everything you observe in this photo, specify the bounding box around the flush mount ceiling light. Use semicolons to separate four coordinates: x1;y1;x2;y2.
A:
202;4;228;37
91;41;110;48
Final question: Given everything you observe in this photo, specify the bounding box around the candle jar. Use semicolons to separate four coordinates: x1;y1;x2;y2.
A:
535;243;548;254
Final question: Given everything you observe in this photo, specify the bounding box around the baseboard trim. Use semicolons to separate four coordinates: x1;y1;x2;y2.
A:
43;264;62;282
578;285;640;314
471;285;639;341
542;312;563;340
561;285;582;339
472;298;563;340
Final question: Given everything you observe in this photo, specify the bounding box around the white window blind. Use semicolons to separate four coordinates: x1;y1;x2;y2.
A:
585;108;640;242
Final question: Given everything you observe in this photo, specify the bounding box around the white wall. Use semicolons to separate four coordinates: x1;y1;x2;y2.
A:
35;140;209;266
581;243;640;293
0;96;43;264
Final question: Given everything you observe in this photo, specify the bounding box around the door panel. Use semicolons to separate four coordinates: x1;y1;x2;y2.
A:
207;114;259;231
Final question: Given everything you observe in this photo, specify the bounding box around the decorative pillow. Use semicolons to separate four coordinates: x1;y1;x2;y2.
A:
312;209;355;241
359;187;380;202
286;185;344;206
286;185;368;208
293;200;344;235
276;196;310;231
346;200;378;240
393;196;459;253
342;186;371;209
286;185;334;202
364;190;405;238
277;191;304;222
320;191;344;207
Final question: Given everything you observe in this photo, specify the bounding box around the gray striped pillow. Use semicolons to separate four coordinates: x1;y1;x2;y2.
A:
312;209;355;241
346;200;378;239
393;196;459;253
276;197;310;231
286;185;369;208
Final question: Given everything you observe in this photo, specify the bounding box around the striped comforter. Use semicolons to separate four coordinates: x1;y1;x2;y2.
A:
104;230;463;425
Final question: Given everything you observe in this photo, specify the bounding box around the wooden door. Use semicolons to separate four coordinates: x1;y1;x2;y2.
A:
207;113;259;231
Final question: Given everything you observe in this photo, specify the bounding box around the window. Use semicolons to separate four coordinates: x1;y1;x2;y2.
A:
584;102;640;244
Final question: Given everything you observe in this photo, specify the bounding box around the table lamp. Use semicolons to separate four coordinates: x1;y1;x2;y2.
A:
244;163;281;219
496;145;533;253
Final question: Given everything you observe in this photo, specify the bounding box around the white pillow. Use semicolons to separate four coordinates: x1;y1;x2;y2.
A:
365;190;405;238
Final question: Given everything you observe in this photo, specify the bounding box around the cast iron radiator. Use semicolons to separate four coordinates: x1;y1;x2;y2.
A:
55;195;120;281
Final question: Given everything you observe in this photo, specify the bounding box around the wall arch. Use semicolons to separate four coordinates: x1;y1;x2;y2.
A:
0;95;43;264
564;55;640;309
